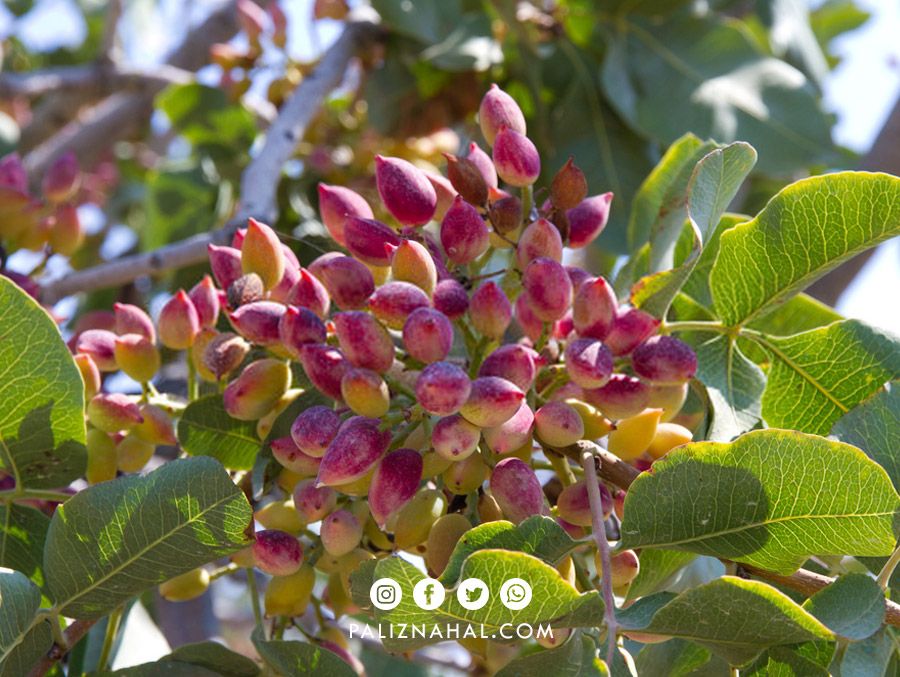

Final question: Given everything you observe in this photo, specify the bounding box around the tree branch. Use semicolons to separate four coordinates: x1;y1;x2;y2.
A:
39;20;380;304
23;0;244;181
0;64;192;99
99;0;124;63
581;447;619;666
558;441;641;490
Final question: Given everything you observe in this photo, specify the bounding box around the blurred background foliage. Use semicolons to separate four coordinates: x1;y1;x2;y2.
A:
0;0;872;324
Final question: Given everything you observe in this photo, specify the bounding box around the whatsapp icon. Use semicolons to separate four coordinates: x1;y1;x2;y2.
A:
499;578;532;611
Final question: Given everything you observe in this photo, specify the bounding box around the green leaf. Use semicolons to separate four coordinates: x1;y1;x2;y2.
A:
496;633;608;677
110;642;260;677
744;645;830;677
101;663;220;677
839;627;893;677
143;162;222;250
679;214;750;312
626;132;715;252
801;573;884;641
156;84;256;165
0;570;51;677
0;277;86;490
739;294;843;366
831;385;899;492
165;641;261;677
762;0;829;87
626;549;697;601
810;0;870;55
372;0;461;44
747;294;842;337
44;457;252;619
695;335;766;442
254;638;355;676
634;639;721;677
618;577;834;665
654;143;755;273
601;16;834;174
369;552;604;651
756;320;900;435
711;172;900;326
420;14;501;72
178;395;261;471
619;430;900;574
440;516;577;586
348;557;378;611
632;143;757;317
0;504;50;592
359;645;428;677
600;0;691;17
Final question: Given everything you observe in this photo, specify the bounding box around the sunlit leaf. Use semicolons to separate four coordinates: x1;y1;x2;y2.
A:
619;430;900;573
0;277;86;490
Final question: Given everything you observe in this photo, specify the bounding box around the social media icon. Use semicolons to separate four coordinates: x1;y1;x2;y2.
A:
499;578;532;611
456;577;489;610
370;577;402;610
413;577;445;610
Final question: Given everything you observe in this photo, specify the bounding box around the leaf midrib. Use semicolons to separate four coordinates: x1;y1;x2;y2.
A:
754;333;850;414
627;509;895;552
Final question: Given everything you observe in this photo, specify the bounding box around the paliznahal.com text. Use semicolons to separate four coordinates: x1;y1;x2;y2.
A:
348;622;553;641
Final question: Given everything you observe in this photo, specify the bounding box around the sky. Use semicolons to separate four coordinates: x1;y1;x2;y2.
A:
1;0;898;332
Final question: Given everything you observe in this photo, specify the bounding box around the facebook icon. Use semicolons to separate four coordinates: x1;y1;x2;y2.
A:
413;577;445;610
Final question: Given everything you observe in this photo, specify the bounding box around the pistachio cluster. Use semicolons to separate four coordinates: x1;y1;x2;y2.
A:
69;85;699;660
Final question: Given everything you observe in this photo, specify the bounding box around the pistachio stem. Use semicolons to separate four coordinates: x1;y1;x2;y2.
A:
581;449;618;666
97;606;123;670
877;542;900;590
246;567;265;638
0;488;72;503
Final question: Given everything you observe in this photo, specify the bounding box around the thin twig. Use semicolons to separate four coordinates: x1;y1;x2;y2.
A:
581;448;618;666
0;488;72;503
39;20;380;304
28;618;98;677
740;563;900;627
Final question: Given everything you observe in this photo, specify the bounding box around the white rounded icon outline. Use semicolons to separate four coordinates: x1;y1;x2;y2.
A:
370;577;402;610
499;578;532;611
456;577;489;610
412;577;446;610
